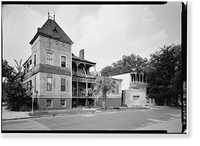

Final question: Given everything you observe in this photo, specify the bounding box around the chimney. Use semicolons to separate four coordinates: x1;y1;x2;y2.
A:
79;49;84;59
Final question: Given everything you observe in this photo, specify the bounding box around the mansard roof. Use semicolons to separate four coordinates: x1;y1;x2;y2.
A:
30;19;73;45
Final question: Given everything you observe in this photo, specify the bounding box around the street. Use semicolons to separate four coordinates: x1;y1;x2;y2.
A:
2;106;181;132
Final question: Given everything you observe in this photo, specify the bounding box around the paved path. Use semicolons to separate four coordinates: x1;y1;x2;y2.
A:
2;106;182;133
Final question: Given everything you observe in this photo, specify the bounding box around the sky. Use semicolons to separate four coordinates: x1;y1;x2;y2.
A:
2;2;182;72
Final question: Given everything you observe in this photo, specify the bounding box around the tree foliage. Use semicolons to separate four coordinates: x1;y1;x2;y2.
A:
92;76;116;109
100;54;148;76
99;43;181;106
147;44;181;106
2;59;32;111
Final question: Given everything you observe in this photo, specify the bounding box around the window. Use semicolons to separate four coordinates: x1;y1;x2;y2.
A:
47;99;52;107
61;78;66;91
47;77;52;91
116;84;119;94
61;55;66;67
34;54;36;66
60;99;66;107
47;52;53;65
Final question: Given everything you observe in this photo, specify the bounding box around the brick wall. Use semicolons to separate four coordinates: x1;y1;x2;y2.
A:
38;98;72;110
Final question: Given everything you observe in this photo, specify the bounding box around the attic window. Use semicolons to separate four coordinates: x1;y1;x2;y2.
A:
53;28;58;33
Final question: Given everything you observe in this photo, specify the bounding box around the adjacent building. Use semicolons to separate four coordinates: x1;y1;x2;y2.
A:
112;69;155;107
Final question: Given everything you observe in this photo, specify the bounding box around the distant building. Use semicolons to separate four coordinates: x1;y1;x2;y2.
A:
112;69;155;106
23;13;122;110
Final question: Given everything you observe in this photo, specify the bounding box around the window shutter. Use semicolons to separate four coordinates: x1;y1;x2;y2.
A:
53;77;55;91
66;79;70;92
67;55;70;68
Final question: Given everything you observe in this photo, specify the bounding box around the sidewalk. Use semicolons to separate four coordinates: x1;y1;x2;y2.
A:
2;107;33;120
135;118;182;133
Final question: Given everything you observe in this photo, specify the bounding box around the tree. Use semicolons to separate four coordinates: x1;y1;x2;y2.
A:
2;59;32;111
100;54;148;76
92;76;116;109
2;60;15;102
147;44;181;106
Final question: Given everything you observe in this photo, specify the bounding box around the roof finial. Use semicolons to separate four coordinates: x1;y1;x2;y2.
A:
53;12;55;21
48;11;50;19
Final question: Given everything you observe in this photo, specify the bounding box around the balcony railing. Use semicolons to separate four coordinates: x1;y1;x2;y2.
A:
72;91;93;97
72;88;93;97
130;81;147;85
72;72;95;78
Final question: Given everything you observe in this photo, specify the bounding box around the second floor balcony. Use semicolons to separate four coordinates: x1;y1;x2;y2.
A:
72;71;95;78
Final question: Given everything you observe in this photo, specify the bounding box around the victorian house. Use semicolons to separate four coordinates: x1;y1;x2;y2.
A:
23;14;122;110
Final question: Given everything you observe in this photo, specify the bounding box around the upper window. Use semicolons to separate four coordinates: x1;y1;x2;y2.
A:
47;77;53;91
61;78;66;91
47;52;53;65
61;55;66;67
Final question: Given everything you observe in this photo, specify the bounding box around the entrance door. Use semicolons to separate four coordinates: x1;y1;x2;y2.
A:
133;95;139;105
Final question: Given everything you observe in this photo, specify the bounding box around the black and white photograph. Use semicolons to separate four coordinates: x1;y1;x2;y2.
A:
1;1;187;134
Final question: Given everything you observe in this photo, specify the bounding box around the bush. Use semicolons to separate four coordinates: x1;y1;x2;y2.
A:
19;105;31;111
113;107;120;110
122;104;127;107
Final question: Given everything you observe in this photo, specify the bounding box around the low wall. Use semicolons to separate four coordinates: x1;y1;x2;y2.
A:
123;90;146;107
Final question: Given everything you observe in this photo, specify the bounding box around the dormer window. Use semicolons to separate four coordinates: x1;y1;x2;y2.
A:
53;28;58;33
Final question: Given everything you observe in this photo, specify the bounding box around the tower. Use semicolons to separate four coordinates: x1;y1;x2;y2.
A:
26;13;74;109
129;69;147;106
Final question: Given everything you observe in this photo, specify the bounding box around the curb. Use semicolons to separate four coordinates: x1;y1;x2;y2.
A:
2;116;35;121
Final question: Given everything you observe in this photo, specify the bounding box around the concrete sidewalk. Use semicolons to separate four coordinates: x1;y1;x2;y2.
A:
135;118;182;133
2;107;33;120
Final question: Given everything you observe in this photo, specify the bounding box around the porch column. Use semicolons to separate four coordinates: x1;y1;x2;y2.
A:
142;74;144;83
135;73;137;83
85;79;88;108
76;80;78;107
138;73;140;82
86;79;88;96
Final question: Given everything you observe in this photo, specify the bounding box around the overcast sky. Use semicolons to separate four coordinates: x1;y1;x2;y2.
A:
2;2;181;71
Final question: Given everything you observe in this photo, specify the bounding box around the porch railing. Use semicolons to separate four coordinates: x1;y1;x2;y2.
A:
72;91;93;97
72;71;95;78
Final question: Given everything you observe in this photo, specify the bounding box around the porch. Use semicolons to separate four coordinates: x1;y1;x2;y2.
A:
72;81;94;108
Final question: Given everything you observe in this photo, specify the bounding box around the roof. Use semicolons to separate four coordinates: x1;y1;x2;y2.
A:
30;19;73;45
72;54;96;65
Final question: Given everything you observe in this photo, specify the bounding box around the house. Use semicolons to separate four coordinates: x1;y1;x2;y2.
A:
23;13;122;110
111;69;155;107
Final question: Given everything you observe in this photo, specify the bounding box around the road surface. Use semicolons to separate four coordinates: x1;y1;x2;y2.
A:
2;106;181;132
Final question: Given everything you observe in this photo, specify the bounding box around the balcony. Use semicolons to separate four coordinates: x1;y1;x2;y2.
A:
72;91;93;97
72;71;95;78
